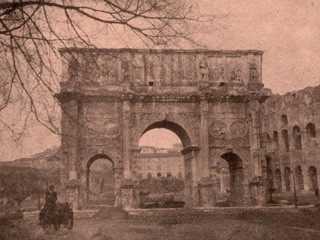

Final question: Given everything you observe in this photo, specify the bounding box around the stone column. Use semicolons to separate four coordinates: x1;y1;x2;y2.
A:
122;97;132;179
121;179;135;209
114;167;124;207
198;178;215;207
56;92;82;209
67;98;80;181
220;168;225;193
248;100;265;205
199;98;210;177
198;98;216;207
182;146;200;207
65;95;81;209
280;166;286;193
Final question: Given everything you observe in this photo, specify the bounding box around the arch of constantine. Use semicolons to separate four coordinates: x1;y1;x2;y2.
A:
56;48;272;209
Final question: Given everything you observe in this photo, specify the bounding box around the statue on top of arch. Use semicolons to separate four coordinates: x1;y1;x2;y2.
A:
249;61;259;82
199;57;209;81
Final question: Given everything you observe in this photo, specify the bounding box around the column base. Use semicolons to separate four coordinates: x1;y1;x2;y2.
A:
198;177;216;207
121;179;139;209
184;185;199;208
249;176;266;205
65;179;81;210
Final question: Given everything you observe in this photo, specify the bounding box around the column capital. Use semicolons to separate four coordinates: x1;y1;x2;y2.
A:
122;100;132;179
121;92;134;99
122;99;131;111
181;145;200;155
200;98;209;114
55;91;82;103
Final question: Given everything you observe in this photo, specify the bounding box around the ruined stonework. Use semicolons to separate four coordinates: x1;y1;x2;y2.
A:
260;86;320;199
56;48;271;209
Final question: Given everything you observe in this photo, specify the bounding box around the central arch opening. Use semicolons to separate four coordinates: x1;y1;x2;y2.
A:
217;152;245;205
135;120;190;208
86;154;115;207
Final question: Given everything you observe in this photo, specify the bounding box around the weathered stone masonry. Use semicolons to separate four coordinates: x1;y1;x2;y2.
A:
56;48;272;209
261;86;320;197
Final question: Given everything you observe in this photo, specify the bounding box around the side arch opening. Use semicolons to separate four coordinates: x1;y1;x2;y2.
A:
219;152;245;205
86;154;115;206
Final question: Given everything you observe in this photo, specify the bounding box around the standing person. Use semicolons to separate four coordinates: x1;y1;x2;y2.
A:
45;185;57;213
39;185;58;225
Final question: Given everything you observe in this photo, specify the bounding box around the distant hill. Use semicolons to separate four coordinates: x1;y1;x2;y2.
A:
0;146;62;170
0;147;63;207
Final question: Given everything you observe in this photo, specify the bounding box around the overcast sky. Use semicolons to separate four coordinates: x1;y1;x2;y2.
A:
197;0;320;93
1;0;319;161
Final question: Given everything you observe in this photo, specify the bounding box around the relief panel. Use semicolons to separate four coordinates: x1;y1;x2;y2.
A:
131;53;144;84
209;120;227;138
83;102;119;119
132;102;199;114
181;54;196;83
81;102;121;139
208;56;226;83
227;56;244;84
171;54;180;85
98;54;120;84
83;119;121;139
79;53;121;86
159;54;172;85
230;120;248;138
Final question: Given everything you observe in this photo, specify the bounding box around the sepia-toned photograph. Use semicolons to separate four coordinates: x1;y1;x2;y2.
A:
0;0;320;239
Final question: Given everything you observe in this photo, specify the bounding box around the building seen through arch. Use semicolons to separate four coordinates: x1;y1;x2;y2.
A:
133;145;184;179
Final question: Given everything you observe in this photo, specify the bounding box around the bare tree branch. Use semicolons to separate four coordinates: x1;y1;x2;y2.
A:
0;0;218;139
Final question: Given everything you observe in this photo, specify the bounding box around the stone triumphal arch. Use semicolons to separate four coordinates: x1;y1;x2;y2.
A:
56;48;270;209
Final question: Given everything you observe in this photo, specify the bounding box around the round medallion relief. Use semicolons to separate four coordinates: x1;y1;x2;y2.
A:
104;123;121;139
230;121;247;138
209;121;226;137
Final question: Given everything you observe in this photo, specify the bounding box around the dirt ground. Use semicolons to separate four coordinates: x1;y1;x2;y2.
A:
2;207;320;240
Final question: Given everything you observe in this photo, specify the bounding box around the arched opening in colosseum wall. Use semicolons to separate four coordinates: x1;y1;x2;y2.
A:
306;123;316;138
274;169;282;193
306;123;317;146
265;156;274;189
281;130;290;152
281;114;288;126
308;166;318;195
284;167;291;191
295;165;304;191
273;131;279;150
293;126;302;150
